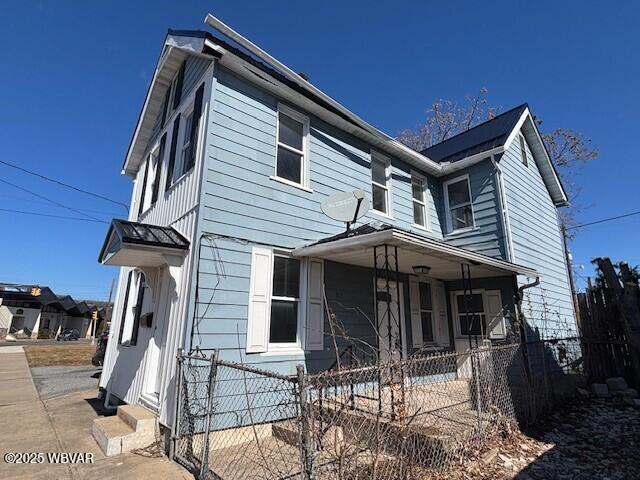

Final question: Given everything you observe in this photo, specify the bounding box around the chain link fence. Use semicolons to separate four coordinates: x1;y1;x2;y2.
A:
171;338;631;479
172;344;529;479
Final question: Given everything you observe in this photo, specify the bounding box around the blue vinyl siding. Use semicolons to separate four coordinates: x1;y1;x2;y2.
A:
187;66;445;374
202;67;443;248
441;160;507;259
184;63;575;377
500;133;576;338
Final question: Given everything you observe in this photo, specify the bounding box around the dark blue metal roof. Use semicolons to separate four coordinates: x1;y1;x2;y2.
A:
421;103;528;163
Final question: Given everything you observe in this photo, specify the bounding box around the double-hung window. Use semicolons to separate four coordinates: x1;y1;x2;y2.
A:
275;106;309;187
412;174;428;228
455;293;486;336
269;255;301;344
169;108;194;185
444;175;474;232
371;156;390;215
419;282;434;343
519;133;529;167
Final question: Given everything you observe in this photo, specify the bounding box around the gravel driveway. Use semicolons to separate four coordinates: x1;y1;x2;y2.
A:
31;365;101;399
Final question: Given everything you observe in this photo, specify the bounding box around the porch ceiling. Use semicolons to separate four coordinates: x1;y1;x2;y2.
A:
292;227;539;281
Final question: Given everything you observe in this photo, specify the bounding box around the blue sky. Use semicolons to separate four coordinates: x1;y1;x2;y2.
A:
0;1;638;299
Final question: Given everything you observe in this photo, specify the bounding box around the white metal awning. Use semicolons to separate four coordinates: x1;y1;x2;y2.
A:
292;227;538;280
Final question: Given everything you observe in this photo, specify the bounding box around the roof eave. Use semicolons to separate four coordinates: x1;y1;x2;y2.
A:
122;31;217;176
206;39;442;176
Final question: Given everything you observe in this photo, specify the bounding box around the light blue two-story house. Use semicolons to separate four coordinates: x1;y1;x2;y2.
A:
97;19;575;432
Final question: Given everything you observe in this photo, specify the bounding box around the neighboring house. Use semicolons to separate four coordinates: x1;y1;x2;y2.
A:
97;24;576;429
0;285;108;340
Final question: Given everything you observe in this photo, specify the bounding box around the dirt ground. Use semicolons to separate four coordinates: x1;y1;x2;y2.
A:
436;397;640;480
23;343;95;366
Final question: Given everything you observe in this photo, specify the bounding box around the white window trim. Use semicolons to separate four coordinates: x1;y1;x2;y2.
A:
411;171;430;230
140;144;161;216
168;102;196;188
266;252;307;353
443;173;475;234
519;133;529;167
275;104;310;189
418;280;436;345
370;151;393;218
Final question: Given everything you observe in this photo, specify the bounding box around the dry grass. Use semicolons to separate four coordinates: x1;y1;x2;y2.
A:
24;344;95;367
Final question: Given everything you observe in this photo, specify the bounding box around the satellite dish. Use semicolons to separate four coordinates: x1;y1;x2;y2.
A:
321;190;370;224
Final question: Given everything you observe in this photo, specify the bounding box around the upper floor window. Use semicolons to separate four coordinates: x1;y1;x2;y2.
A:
411;174;428;228
270;255;301;345
178;109;195;177
275;105;309;187
371;155;390;215
444;175;474;232
519;133;528;167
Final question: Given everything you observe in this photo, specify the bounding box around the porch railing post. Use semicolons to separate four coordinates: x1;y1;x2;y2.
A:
472;348;484;439
199;350;219;479
297;364;315;480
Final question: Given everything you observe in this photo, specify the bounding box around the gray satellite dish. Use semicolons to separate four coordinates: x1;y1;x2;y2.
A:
321;190;370;225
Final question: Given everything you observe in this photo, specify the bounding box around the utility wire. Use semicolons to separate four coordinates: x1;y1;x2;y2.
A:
566;210;640;230
0;207;108;224
0;194;123;216
0;178;104;222
0;159;129;213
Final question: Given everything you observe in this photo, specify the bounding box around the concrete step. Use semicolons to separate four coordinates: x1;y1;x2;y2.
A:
118;404;156;435
92;404;157;456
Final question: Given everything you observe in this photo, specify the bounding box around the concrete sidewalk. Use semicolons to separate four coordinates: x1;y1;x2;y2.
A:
0;346;192;480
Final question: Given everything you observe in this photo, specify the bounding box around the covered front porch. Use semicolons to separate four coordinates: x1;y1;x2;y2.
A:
293;224;538;373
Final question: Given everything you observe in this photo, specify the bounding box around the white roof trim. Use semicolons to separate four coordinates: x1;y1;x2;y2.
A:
504;108;568;206
292;228;539;278
440;146;504;176
204;14;442;176
207;39;443;175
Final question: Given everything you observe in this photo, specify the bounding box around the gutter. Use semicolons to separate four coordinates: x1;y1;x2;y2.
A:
203;14;442;175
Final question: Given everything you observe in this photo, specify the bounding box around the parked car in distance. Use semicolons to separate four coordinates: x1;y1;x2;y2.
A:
92;330;109;366
57;328;80;341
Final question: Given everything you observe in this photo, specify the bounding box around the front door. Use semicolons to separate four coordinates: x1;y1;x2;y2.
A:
375;279;405;365
143;267;171;402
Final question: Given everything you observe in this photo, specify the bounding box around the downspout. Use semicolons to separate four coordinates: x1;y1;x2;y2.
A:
492;155;515;263
515;275;540;403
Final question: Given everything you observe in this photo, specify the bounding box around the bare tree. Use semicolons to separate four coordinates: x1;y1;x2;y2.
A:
396;88;500;151
397;89;598;233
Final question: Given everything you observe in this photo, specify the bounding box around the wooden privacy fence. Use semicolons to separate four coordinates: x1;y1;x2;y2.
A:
576;257;640;386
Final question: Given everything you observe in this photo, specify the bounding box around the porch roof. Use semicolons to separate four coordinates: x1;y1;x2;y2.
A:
292;224;539;280
98;219;189;267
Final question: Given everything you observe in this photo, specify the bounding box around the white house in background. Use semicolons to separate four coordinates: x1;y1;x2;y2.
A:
0;285;107;340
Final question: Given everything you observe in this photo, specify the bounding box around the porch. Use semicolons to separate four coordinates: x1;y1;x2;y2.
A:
294;223;538;373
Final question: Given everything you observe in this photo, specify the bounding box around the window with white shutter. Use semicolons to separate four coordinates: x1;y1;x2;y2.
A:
409;278;434;348
246;247;273;353
486;290;506;339
305;259;324;350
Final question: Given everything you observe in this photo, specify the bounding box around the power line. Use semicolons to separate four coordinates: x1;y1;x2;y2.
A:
0;159;129;212
0;207;108;224
0;194;122;216
567;210;640;230
0;177;103;221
